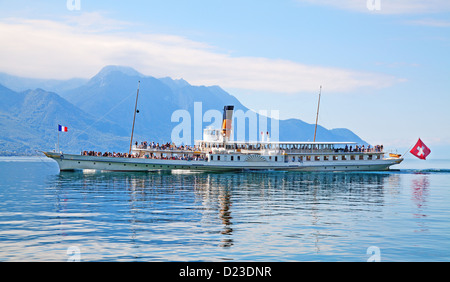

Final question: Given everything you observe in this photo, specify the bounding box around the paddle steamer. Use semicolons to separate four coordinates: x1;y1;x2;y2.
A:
44;105;403;172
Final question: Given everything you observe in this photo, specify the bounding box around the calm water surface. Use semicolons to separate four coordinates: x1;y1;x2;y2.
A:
1;156;449;261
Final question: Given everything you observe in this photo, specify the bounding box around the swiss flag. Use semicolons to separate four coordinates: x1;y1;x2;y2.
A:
410;138;431;160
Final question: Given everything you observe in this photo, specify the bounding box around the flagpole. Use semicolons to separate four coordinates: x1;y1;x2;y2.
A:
313;85;322;143
401;144;414;159
57;126;60;153
129;81;140;155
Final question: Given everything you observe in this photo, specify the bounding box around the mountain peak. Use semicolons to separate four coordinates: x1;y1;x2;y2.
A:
158;77;190;90
96;65;143;78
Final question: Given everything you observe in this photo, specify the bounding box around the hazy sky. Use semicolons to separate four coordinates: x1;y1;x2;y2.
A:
1;0;449;154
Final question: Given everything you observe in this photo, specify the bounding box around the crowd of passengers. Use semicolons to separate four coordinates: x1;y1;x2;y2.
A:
80;149;205;160
81;151;139;158
134;141;197;151
81;140;204;161
81;142;384;158
134;141;384;153
340;144;383;153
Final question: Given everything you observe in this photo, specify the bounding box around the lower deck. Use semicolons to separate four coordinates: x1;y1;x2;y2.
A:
44;151;403;172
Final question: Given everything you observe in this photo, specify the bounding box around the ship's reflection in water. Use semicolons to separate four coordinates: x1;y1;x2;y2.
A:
49;170;400;261
190;172;398;252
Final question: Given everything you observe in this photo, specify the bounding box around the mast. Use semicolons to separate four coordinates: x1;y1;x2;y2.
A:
129;81;140;155
313;85;322;143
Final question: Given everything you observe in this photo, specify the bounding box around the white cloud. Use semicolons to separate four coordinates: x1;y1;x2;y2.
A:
63;12;135;32
406;18;450;27
0;14;400;94
297;0;450;14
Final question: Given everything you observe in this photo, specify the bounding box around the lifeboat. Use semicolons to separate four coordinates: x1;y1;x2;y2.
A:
389;153;402;158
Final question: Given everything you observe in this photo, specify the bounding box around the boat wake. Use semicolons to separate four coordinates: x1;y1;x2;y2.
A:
401;168;450;174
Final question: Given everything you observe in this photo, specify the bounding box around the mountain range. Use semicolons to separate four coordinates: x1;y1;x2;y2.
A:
0;65;366;155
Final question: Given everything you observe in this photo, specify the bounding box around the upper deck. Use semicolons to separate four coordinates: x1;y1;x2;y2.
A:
195;140;383;154
132;139;383;157
132;122;383;158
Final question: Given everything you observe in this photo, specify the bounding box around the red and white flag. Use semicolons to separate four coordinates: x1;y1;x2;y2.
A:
410;138;431;160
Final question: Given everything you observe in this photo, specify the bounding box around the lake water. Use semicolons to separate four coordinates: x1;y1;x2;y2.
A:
1;156;449;262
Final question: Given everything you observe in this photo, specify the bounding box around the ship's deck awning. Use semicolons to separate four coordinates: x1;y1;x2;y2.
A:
195;140;357;145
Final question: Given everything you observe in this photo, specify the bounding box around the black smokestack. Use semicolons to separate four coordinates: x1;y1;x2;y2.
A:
221;105;234;140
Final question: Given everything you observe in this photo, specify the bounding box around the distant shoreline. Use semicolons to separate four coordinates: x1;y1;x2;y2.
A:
0;151;42;157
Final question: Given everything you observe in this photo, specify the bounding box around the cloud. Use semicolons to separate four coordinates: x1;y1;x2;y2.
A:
0;14;400;94
63;11;135;32
297;0;450;14
406;18;450;27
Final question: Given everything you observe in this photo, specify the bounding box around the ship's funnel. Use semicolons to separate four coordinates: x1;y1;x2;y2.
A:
221;105;234;141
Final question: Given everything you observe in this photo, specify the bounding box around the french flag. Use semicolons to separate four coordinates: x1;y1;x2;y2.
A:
58;124;68;132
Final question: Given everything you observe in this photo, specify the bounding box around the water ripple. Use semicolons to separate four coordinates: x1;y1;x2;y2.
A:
1;158;450;261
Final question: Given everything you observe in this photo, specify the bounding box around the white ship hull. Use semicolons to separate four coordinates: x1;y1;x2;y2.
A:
44;152;403;172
